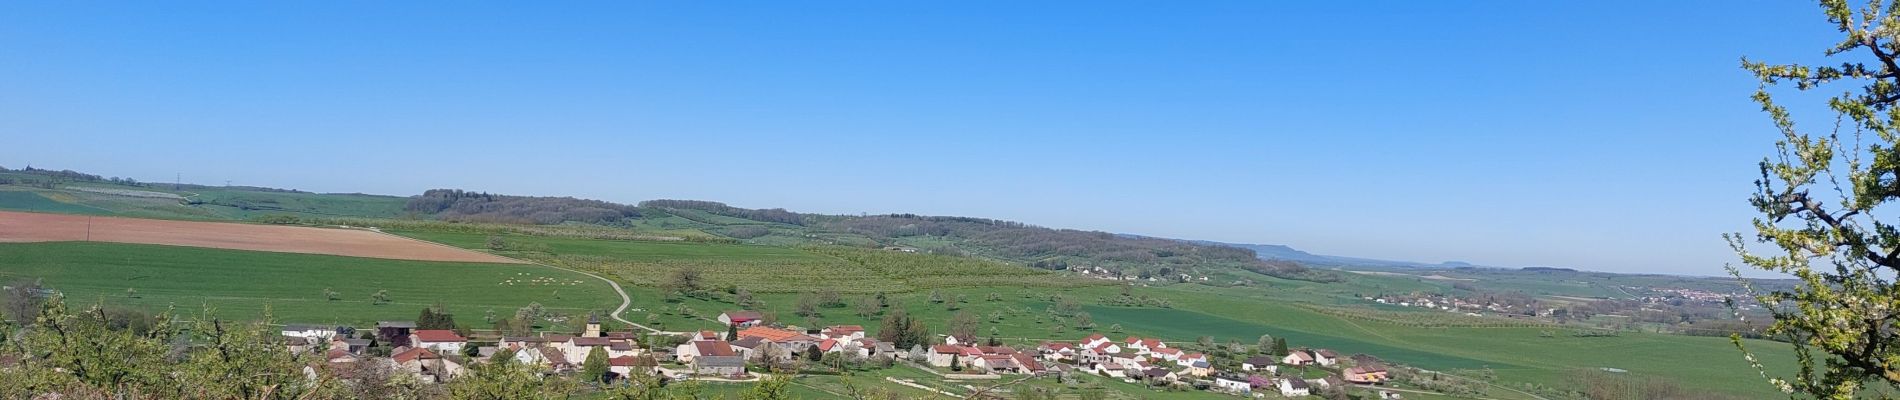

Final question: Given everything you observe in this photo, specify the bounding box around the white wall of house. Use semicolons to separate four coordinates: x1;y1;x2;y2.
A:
418;341;466;355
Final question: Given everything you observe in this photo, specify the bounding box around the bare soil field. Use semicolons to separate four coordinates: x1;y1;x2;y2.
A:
0;210;521;264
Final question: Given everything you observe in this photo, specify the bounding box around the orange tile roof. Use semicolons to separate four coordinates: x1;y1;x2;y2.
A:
413;330;466;343
737;326;814;343
393;347;439;363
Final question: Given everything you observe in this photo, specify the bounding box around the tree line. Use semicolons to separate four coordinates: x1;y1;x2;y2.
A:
407;189;642;225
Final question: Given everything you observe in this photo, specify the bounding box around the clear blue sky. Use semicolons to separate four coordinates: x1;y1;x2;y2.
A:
0;1;1839;276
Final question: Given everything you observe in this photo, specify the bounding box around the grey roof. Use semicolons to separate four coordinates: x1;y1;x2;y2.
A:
377;321;417;328
731;337;766;348
695;355;745;368
1286;378;1308;389
342;339;371;347
1144;368;1172;378
1192;360;1210;368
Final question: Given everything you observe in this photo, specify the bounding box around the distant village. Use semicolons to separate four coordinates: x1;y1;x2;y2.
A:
286;308;1414;398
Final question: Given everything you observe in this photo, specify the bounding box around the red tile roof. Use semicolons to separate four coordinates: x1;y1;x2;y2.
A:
413;330;465;343
693;340;736;357
737;326;815;343
393;347;439;363
1012;353;1044;371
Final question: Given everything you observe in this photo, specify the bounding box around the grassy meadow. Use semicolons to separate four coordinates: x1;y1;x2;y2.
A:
0;187;1803;399
386;230;1797;398
0;241;619;328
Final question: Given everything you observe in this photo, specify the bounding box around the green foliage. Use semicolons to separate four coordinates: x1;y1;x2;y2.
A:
1729;1;1900;397
446;355;577;400
417;305;457;330
582;346;611;384
876;308;931;349
0;296;338;399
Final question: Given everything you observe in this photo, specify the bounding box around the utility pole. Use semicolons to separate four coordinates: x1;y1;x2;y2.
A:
85;215;92;241
174;173;181;190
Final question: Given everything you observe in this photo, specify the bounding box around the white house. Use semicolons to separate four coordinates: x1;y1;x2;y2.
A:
1242;356;1277;372
412;330;467;355
676;340;736;364
928;345;980;368
718;310;764;327
944;335;975;346
1283;350;1315;366
1278;377;1311;397
1123;337;1165;355
281;324;337;341
1150;347;1184;362
1213;376;1252;394
1176;352;1208;368
821;325;865;341
1313;349;1340;366
1038;342;1076;362
1081;334;1111;348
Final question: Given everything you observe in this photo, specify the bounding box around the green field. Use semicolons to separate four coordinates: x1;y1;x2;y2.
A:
394;230;1097;294
380;230;1798;398
0;185;1807;399
0;189;116;215
0;242;619;328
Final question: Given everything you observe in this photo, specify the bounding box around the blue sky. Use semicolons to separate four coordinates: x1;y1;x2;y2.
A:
0;1;1841;276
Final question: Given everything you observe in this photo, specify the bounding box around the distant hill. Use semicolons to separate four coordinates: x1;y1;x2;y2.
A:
0;165;1348;283
1176;238;1484;269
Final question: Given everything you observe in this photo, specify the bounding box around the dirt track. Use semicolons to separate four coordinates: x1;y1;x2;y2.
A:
0;210;522;264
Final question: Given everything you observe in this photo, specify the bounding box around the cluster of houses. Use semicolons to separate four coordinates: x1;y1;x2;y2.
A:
277;309;1400;398
925;335;1046;374
283;315;660;384
1033;333;1392;397
669;311;903;378
1369;294;1514;315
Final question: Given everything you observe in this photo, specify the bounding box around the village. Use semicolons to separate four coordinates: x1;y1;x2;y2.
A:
283;307;1413;399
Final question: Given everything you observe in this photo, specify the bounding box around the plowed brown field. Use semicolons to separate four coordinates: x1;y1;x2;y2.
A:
0;210;521;264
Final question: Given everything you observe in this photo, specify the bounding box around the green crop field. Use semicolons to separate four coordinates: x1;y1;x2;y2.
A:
0;189;115;215
383;230;1797;398
0;189;1804;399
0;242;619;328
394;231;828;262
393;230;1102;295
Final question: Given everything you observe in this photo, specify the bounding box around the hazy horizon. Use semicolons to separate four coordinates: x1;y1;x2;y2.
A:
0;1;1828;277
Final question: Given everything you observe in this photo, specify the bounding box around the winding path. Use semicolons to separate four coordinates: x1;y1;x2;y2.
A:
363;229;662;334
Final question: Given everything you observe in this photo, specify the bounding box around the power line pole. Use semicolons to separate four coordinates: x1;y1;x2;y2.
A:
86;215;92;241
